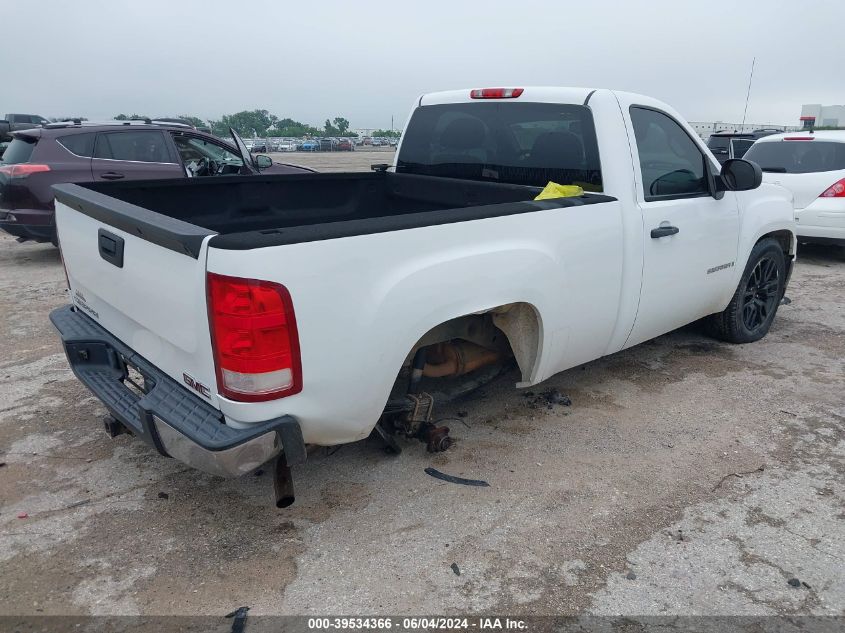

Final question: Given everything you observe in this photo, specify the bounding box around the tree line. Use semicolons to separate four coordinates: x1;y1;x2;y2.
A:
46;111;402;138
113;111;400;138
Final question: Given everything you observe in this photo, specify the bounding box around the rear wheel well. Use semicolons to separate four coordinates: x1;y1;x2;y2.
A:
406;302;542;385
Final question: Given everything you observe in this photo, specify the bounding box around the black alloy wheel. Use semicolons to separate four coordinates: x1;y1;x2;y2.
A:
742;256;779;333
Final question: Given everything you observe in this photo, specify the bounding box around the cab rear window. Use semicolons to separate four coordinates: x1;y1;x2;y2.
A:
744;140;845;173
0;138;36;164
397;102;602;190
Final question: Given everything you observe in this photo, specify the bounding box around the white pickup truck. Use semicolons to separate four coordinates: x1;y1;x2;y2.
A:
51;87;796;506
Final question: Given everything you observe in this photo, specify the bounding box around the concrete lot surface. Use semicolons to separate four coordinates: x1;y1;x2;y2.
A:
0;151;843;618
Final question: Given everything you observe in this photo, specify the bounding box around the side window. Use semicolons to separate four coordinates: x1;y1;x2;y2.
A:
57;132;96;157
630;107;709;200
94;131;172;163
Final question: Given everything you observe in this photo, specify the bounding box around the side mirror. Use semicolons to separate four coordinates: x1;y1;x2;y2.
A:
255;154;272;170
720;159;762;192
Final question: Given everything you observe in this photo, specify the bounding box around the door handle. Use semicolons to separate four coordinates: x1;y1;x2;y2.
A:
98;228;124;267
650;225;680;238
100;172;124;180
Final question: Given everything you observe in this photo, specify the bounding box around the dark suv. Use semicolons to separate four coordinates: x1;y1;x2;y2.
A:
0;121;312;244
707;129;783;164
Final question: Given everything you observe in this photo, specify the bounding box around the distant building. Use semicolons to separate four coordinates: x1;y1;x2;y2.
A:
800;104;845;129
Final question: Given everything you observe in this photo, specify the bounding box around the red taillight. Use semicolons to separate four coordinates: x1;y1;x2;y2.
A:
207;273;302;402
784;137;814;141
470;88;524;99
820;178;845;198
0;164;51;177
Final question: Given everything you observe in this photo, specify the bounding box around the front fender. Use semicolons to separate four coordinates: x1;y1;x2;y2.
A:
730;184;796;291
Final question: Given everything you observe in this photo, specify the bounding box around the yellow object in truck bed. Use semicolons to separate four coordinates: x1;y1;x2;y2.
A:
534;182;584;200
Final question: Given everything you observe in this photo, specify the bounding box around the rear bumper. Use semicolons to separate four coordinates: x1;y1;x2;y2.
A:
795;224;845;242
0;208;54;241
49;305;306;477
795;200;845;241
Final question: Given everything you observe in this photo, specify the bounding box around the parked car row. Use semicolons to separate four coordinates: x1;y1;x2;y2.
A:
240;136;400;153
359;136;399;147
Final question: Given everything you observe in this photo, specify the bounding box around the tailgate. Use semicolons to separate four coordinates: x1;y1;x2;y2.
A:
53;185;221;408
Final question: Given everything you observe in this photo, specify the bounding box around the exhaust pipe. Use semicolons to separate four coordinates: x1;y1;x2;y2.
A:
422;341;500;378
103;416;129;438
273;454;296;508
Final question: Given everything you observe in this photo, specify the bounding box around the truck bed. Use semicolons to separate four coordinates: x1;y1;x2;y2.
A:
53;172;614;256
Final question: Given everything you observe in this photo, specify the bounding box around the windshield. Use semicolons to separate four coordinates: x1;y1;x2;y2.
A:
744;140;845;173
0;137;36;164
176;136;243;165
397;102;602;190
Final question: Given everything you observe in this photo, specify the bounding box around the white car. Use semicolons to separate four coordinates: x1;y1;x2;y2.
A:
51;87;795;505
744;131;845;246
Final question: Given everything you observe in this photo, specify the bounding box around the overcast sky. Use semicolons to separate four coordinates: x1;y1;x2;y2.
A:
5;0;843;129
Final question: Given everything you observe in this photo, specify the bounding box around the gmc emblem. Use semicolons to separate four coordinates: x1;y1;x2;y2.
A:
183;373;211;398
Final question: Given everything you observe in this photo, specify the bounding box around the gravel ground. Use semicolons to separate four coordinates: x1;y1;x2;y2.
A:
0;151;843;619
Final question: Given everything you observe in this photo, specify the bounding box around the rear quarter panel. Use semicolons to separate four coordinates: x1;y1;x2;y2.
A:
206;199;625;445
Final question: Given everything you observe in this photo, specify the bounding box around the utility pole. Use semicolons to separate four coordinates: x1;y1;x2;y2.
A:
741;57;756;131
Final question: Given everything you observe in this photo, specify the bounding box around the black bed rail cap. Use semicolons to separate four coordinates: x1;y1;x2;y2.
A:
52;183;215;259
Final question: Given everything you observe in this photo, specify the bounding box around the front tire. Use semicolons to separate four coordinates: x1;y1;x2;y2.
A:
704;238;786;344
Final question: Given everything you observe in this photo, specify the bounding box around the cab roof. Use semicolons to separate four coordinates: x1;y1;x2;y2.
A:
420;86;599;106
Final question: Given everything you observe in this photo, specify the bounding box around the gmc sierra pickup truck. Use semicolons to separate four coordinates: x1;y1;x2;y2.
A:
0;113;48;142
50;87;796;506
